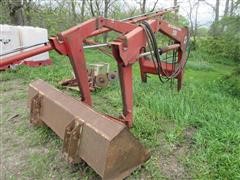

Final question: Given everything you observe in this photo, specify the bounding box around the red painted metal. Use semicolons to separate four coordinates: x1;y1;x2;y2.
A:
88;6;178;38
0;7;188;127
23;59;52;67
140;60;176;76
0;44;53;68
0;58;52;70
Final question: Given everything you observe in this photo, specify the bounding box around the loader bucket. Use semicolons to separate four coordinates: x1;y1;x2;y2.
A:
28;79;150;179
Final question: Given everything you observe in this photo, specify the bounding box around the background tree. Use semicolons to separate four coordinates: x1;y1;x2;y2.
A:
186;0;201;49
80;0;86;22
70;0;78;22
174;0;178;21
5;0;25;25
224;0;230;16
137;0;159;13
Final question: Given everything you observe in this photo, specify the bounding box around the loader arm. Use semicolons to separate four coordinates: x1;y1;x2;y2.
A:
0;7;189;128
1;7;190;179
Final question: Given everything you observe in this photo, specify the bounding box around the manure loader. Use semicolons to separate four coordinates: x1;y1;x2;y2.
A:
1;6;189;179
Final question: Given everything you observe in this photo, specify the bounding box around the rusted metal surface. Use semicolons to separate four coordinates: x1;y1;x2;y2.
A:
62;120;82;163
29;80;150;179
30;93;43;125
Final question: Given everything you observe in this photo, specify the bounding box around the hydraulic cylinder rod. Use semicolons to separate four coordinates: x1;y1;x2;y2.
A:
138;44;180;58
83;43;109;49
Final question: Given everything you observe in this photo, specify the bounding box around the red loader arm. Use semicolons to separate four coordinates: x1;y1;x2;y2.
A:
0;7;189;128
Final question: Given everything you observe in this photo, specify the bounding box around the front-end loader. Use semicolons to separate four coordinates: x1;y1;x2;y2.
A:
0;6;189;179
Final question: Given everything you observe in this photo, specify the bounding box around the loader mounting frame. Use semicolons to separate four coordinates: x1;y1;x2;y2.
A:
1;6;189;179
1;6;188;127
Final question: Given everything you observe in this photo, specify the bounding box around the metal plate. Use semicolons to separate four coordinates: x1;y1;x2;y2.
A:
29;80;150;179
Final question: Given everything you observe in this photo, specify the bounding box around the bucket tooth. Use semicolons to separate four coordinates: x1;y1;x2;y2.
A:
28;79;150;179
62;120;83;164
30;93;44;125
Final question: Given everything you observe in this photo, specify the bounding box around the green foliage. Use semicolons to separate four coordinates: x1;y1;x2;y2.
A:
198;36;240;63
186;60;214;71
27;6;78;35
200;16;240;63
164;12;189;27
221;16;240;36
220;67;240;97
0;1;11;24
197;27;208;37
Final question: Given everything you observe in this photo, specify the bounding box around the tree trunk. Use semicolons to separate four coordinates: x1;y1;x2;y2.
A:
71;0;77;22
193;1;200;50
103;0;109;42
174;0;178;21
187;0;194;35
95;0;101;16
150;0;159;12
221;0;230;32
89;0;95;17
224;0;230;16
8;0;25;25
211;0;220;36
141;0;146;13
215;0;220;22
230;0;234;16
174;0;177;6
80;0;86;22
104;0;108;18
23;0;32;25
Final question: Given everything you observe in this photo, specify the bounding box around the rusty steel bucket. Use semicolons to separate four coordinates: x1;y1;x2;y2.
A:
28;79;150;179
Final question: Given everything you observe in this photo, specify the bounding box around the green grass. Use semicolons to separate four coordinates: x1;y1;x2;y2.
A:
1;49;240;179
